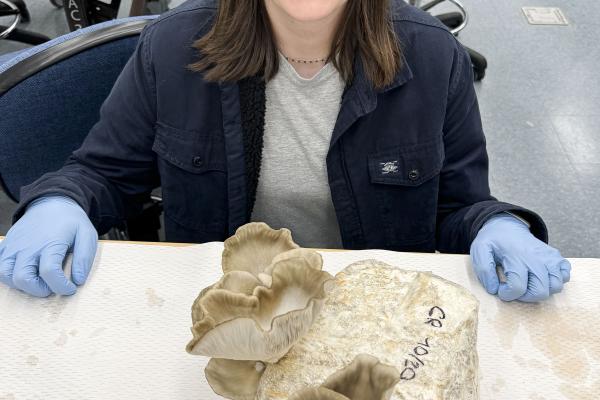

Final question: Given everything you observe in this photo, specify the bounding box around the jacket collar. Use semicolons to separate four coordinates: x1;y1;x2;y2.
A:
328;53;413;150
382;53;414;92
345;52;414;115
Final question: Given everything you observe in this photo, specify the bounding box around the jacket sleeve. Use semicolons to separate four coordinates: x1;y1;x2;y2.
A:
435;40;548;253
13;25;160;234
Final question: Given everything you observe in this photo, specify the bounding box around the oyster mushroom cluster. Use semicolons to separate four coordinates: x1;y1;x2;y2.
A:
186;223;334;399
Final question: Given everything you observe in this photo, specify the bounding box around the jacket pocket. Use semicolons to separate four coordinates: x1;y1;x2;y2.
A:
367;139;444;247
368;139;443;186
152;121;226;173
152;122;228;233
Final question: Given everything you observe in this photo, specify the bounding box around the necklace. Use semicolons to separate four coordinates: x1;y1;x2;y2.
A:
282;53;328;64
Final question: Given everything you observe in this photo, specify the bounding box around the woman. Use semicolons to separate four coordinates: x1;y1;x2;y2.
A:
0;0;570;301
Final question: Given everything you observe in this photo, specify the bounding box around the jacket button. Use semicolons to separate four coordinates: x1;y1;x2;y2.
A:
192;156;203;167
408;169;420;181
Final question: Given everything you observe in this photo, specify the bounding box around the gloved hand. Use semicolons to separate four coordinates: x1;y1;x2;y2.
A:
470;213;571;302
0;196;97;297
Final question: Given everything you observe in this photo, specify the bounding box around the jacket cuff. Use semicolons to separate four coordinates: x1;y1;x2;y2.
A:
12;188;84;224
469;202;548;245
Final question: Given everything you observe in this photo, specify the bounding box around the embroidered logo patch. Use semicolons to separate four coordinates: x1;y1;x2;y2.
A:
380;161;399;175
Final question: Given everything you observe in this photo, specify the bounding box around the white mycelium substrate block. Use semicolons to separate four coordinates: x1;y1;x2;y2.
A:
257;260;480;399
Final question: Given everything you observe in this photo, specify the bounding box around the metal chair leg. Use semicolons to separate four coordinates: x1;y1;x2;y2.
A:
0;25;51;44
0;0;21;39
9;0;28;22
129;0;147;16
436;12;463;30
465;46;487;81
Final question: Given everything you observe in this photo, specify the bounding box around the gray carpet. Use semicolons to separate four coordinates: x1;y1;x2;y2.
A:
1;0;598;257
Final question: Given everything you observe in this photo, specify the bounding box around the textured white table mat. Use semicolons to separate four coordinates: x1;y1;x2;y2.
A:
0;241;598;400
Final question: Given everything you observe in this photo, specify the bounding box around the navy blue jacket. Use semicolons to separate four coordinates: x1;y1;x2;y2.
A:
15;0;548;252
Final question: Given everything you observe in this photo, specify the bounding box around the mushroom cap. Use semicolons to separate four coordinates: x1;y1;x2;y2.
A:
222;222;300;276
260;248;324;287
187;256;333;362
204;358;266;400
268;248;323;272
289;354;401;400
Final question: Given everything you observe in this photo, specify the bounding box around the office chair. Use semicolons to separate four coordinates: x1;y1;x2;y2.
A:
0;0;51;45
0;15;162;241
0;0;169;46
54;0;169;31
411;0;488;80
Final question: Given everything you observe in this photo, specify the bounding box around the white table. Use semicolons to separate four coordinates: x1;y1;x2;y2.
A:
1;241;598;400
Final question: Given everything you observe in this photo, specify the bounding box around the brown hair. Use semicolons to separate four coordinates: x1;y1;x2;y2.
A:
189;0;402;90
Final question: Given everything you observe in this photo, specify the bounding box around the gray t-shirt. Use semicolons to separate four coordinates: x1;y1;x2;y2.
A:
250;54;345;248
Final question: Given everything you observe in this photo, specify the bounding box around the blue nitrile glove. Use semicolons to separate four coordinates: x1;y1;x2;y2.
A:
470;213;571;302
0;196;97;297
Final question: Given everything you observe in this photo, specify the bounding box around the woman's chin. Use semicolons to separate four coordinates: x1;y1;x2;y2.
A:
267;0;348;23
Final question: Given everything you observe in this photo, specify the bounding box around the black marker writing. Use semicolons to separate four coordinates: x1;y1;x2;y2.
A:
400;337;431;380
425;306;446;328
400;306;447;382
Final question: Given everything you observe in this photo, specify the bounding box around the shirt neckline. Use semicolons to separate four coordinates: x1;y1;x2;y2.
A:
277;51;337;85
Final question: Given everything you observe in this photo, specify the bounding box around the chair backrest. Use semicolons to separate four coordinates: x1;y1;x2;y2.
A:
0;15;158;202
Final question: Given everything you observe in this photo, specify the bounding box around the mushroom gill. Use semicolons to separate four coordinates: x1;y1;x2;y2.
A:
204;358;266;400
288;354;401;400
288;388;348;400
186;256;333;362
